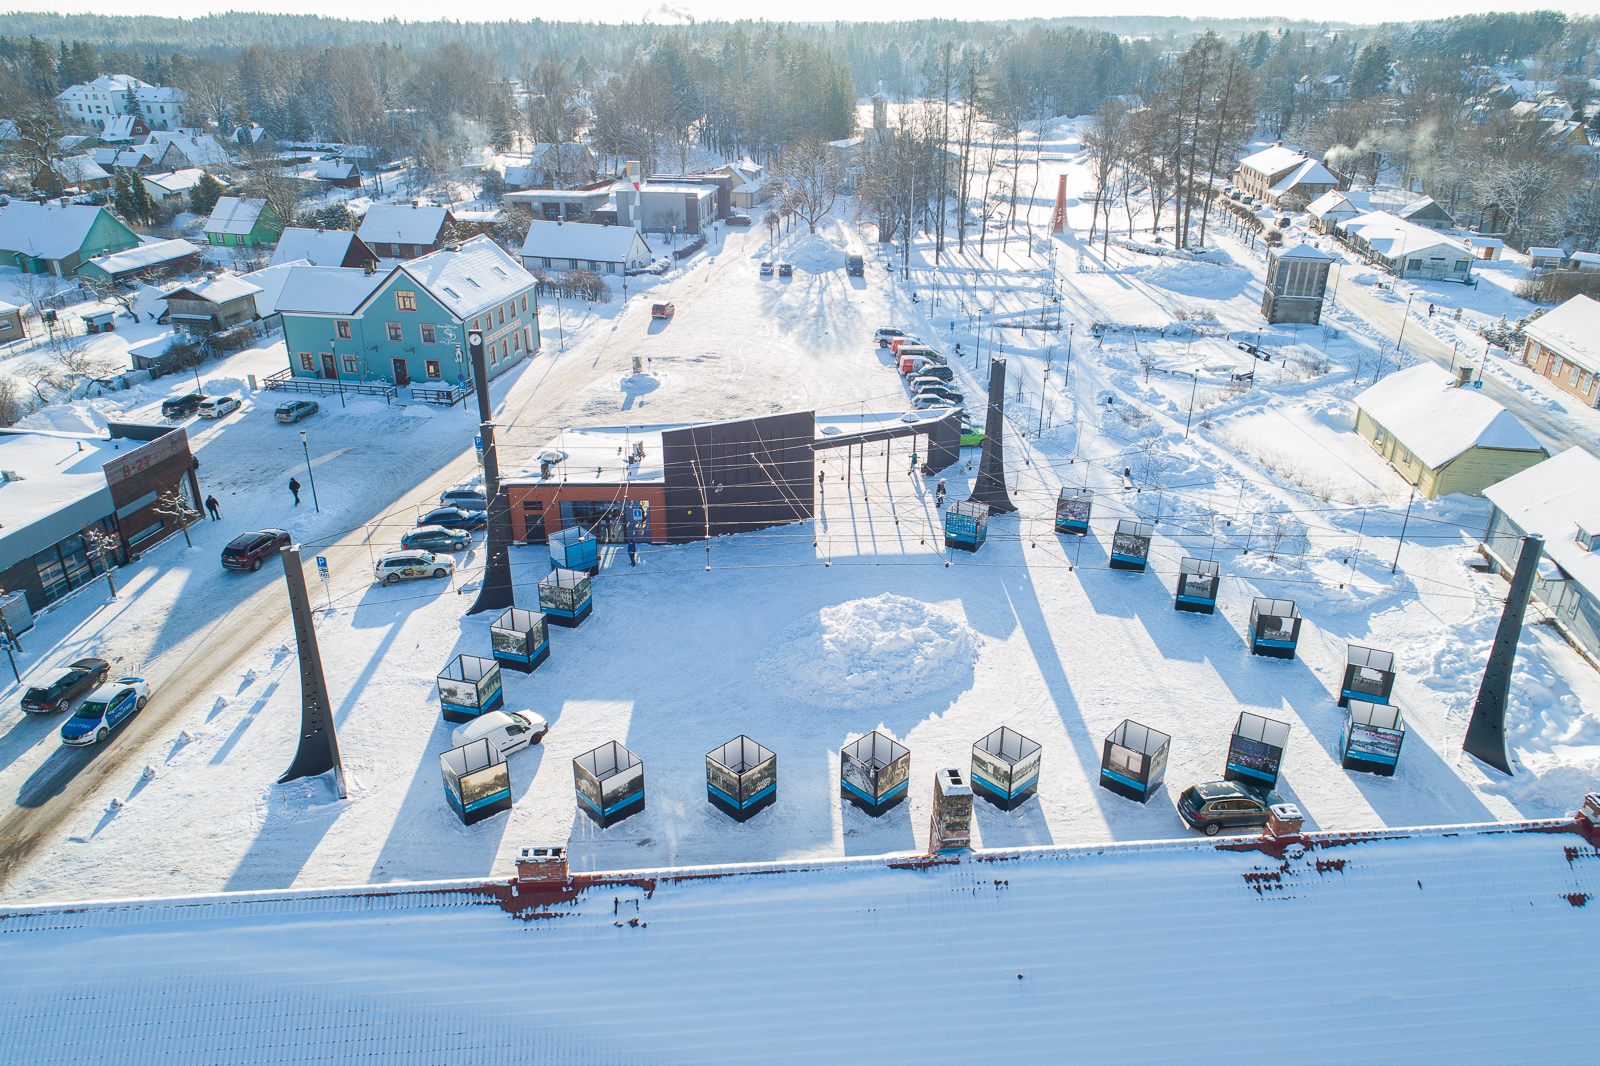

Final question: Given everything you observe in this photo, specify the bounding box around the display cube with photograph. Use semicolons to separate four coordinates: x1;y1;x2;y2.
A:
1340;645;1396;708
970;726;1043;810
440;737;512;825
538;567;593;627
573;740;645;828
436;654;504;723
1055;488;1092;536
840;731;911;816
1249;597;1302;659
548;525;599;574
1341;699;1406;776
1109;519;1153;572
1174;557;1221;614
490;607;550;673
1099;720;1172;803
706;735;777;822
944;500;988;553
1225;712;1291;789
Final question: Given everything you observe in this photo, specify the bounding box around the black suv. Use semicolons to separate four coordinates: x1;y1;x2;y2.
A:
1177;780;1285;836
161;393;205;419
221;529;291;571
21;658;110;713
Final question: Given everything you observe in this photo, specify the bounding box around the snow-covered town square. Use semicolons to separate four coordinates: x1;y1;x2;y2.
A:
1;9;1598;1062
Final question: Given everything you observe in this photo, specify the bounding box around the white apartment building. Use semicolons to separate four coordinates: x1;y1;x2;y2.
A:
56;74;187;132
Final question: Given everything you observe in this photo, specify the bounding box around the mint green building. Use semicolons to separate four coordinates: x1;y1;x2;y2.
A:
0;201;140;276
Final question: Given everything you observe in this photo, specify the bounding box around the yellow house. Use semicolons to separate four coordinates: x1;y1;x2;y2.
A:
1353;363;1548;498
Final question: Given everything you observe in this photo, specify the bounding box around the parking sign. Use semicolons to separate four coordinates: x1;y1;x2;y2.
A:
316;555;329;582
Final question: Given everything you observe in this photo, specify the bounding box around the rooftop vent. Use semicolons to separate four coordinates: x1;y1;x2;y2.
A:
1577;524;1597;552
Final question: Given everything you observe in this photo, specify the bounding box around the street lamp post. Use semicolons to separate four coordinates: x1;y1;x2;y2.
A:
1392;481;1418;574
300;429;321;513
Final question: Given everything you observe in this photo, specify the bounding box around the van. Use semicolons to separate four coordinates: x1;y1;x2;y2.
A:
897;345;944;367
450;710;549;757
847;253;865;276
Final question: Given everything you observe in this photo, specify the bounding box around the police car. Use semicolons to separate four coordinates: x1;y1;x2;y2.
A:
374;550;454;585
60;677;150;746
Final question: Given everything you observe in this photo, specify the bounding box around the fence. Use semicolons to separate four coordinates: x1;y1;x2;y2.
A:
261;368;399;402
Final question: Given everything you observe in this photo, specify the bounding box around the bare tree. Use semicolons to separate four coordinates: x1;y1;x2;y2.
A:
50;331;123;396
776;137;844;234
0;377;25;428
17;359;63;406
82;527;121;598
1083;100;1132;248
153;488;200;549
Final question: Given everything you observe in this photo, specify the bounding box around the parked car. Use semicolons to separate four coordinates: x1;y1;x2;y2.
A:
450;709;549;757
847;253;865;276
778;263;793;277
914;384;965;405
401;525;470;553
889;335;925;354
759;260;774;277
221;528;291;572
417;506;487;531
438;488;488;510
875;327;909;346
727;213;752;226
898;346;946;371
374;550;454;585
161;393;204;420
912;363;955;383
960;418;986;448
20;658;110;714
274;399;319;424
651;302;675;319
913;392;964;410
197;395;241;419
59;677;150;746
1176;780;1285;836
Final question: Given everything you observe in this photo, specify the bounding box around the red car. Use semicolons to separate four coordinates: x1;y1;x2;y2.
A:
651;302;675;319
221;528;291;572
726;214;752;226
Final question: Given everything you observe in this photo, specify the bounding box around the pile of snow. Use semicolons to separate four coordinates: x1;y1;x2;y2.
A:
1132;259;1248;300
759;594;980;709
779;232;844;273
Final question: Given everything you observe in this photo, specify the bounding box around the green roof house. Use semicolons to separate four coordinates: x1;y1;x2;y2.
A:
0;201;140;276
204;197;282;248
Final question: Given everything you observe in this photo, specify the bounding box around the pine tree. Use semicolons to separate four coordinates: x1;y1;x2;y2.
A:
189;171;225;217
132;175;154;224
113;170;138;221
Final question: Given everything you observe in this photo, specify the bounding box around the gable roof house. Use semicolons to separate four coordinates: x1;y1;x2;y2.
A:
0;201;140;276
162;273;263;332
99;114;150;143
204;197;283;248
54;74;187;132
357;203;457;260
270;227;377;269
520;220;653;276
1233;145;1343;205
149;133;231;169
313;159;363;188
1336;211;1474;282
1352;362;1548;498
36;153;112;193
718;158;771;208
77;237;203;284
1520;294;1600;408
141;168;207;202
1481;447;1600;666
1395;196;1455;230
529;142;598;188
1527;246;1568;270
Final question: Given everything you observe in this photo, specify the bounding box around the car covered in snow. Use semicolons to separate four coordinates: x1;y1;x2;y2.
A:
197;395;241;419
401;525;470;553
60;677;149;746
374;550;454;585
20;658;110;714
274;399;319;424
1176;780;1285;836
438;488;488;510
450;709;549;757
161;392;205;420
417;506;487;531
221;528;291;571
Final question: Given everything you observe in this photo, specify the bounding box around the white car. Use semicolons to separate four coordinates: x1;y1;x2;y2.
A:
450;710;549;756
197;395;241;419
374;550;454;585
59;677;150;746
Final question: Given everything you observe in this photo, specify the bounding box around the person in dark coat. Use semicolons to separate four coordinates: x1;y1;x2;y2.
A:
627;539;638;566
205;495;221;521
289;477;301;506
935;480;946;507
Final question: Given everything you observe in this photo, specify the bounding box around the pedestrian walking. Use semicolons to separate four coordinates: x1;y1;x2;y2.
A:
627;539;638;567
935;480;946;507
289;477;301;506
1428;303;1435;317
205;495;221;521
909;451;919;474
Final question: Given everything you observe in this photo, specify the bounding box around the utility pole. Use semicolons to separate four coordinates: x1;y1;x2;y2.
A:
277;543;346;798
1391;481;1418;574
299;429;320;512
469;329;515;614
1184;372;1200;439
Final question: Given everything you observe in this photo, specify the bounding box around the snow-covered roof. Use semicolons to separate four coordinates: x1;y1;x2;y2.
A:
1236;144;1312;177
149;133;230;167
1354;362;1544;468
276;265;395;316
504;425;678;485
1306;190;1360;219
271;227;363;268
1571;251;1600;266
1483;447;1600;593
1468;236;1505;249
1397;196;1452;222
204;197;269;236
0;201;116;260
1339;212;1468;260
240;260;307;317
1274;242;1333;261
100;115;144;142
53;153;110;184
0;432;120;573
1269;157;1340;193
398;236;534;321
313;160;359;181
168;273;263;305
83;238;199;275
357;203;452;246
0;826;1594;1061
520;220;649;263
1524;295;1600;375
1528;246;1566;258
142;168;206;194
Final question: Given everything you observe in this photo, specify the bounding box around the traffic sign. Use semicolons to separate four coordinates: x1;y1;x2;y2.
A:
475;434;484;465
316;555;330;582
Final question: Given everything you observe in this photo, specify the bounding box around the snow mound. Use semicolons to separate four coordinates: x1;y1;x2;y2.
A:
14;401;107;435
779;232;844;273
759;594;980;708
1133;260;1248;300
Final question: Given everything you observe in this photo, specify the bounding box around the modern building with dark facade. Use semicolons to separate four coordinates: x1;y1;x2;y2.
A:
1261;243;1333;325
0;425;200;612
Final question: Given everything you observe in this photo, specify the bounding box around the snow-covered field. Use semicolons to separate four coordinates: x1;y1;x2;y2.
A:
2;119;1598;903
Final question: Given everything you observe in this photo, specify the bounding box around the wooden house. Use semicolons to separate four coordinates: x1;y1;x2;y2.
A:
356;203;457;260
0;201;140;276
162;274;263;332
204;197;283;248
1521;294;1600;408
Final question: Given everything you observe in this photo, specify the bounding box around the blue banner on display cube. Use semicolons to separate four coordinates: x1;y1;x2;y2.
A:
1174;557;1220;614
548;526;599;574
944;500;988;553
706;735;777;822
1099;719;1171;803
840;731;911;816
440;738;512;825
970;726;1042;810
538;567;593;627
491;607;549;673
436;654;504;723
1055;488;1092;536
1109;519;1153;572
1249;597;1302;658
573;740;645;827
1340;645;1396;708
1342;699;1405;776
1225;712;1291;789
